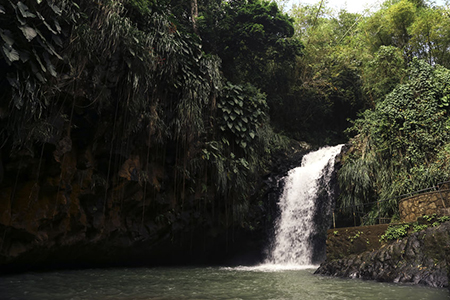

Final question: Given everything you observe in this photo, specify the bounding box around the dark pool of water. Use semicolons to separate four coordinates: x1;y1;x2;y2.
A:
0;265;448;299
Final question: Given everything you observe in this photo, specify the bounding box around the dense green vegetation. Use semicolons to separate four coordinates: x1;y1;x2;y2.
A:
326;0;450;221
379;214;450;242
1;0;450;231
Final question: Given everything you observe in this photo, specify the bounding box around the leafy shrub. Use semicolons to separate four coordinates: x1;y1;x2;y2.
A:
339;59;450;219
380;223;410;242
438;216;450;223
412;223;428;232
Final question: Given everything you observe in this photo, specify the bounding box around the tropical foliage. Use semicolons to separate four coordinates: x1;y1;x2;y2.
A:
283;0;450;222
0;0;76;151
340;59;450;218
0;0;297;234
1;0;450;232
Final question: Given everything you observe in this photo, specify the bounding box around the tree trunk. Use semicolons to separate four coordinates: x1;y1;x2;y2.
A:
191;0;199;34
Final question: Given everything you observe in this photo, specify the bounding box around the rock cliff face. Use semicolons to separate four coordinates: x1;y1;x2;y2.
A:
0;158;242;270
0;135;312;272
315;222;450;288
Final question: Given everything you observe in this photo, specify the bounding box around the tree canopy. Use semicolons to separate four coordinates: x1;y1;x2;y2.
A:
1;0;450;228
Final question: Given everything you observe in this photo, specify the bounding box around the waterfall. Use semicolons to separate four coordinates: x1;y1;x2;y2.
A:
267;145;344;266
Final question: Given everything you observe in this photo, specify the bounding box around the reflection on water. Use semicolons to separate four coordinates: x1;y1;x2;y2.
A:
0;266;448;300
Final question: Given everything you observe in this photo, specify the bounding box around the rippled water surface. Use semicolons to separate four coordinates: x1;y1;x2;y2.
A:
0;266;448;300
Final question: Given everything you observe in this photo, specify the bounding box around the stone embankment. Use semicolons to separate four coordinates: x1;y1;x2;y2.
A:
399;183;450;223
315;222;450;288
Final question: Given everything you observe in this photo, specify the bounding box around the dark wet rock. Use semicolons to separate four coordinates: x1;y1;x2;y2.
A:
0;131;317;273
315;221;450;288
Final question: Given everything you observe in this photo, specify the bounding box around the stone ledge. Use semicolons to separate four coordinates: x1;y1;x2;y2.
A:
316;222;450;288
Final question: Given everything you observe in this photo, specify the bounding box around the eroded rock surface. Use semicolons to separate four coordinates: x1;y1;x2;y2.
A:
315;222;450;288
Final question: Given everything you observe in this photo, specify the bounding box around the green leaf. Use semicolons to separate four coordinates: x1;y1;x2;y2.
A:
16;14;27;26
209;143;219;151
0;29;14;45
0;5;5;14
18;50;30;63
53;19;62;33
2;44;20;63
43;20;58;35
20;26;37;41
43;52;57;77
30;61;46;83
52;34;63;47
35;34;62;59
33;49;46;72
47;1;62;16
17;2;36;18
6;74;19;89
36;10;44;20
249;131;256;139
12;92;24;109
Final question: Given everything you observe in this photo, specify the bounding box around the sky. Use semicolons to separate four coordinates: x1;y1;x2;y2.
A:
285;0;448;14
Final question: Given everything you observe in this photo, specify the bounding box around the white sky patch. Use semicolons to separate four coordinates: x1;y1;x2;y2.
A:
285;0;447;14
289;0;381;13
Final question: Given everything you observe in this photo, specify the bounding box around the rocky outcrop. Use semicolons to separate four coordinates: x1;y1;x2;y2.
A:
0;138;260;271
315;221;450;288
0;129;317;272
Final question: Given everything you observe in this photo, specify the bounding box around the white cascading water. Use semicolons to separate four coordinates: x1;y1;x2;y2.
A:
266;145;344;267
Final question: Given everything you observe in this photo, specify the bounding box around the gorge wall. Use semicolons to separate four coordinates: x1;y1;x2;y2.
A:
0;132;312;272
0;141;241;270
